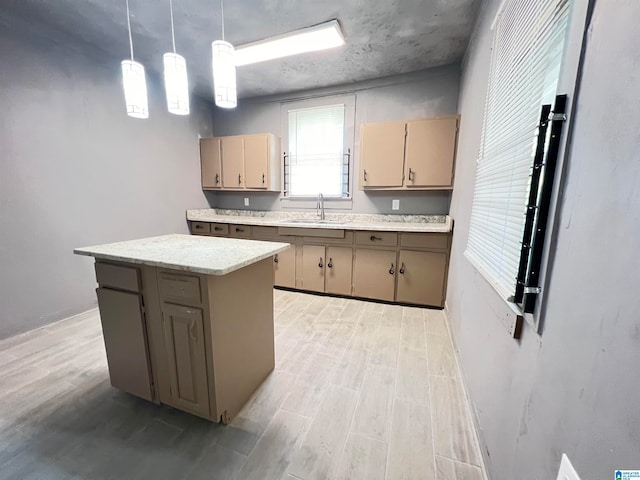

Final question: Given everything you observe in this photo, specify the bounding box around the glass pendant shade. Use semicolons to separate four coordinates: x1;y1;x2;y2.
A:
211;40;237;109
163;53;190;115
121;60;149;119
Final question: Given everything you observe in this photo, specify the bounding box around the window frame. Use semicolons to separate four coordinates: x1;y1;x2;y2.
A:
279;94;356;209
463;0;592;335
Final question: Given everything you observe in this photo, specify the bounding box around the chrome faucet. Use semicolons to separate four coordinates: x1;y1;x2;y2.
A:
317;193;325;220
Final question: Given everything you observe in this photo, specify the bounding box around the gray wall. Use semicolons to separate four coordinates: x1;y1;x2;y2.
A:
447;0;640;478
0;27;214;339
209;66;459;215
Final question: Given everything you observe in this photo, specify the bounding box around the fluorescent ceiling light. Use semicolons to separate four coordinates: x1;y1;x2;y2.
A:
234;19;345;67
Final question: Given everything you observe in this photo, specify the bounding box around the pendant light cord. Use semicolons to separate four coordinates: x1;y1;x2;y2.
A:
220;0;225;41
169;0;177;53
126;0;134;60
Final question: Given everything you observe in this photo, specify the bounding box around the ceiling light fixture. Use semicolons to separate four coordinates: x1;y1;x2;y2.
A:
211;0;237;109
234;19;345;67
121;0;149;119
164;0;189;115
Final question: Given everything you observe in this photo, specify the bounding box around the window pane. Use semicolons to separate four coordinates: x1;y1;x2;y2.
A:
288;104;345;196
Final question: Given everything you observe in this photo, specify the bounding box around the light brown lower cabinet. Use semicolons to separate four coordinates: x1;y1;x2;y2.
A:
96;287;153;402
396;250;448;307
301;245;326;293
325;246;353;296
161;303;210;418
190;221;452;307
274;245;296;288
353;249;397;302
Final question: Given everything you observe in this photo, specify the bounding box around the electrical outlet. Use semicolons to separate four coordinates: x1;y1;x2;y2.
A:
244;197;249;207
392;199;400;211
556;454;581;480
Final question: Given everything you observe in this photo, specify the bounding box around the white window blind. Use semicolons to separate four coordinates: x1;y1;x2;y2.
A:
465;0;571;299
287;104;347;197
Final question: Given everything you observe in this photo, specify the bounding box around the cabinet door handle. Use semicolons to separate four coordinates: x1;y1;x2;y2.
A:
274;254;279;263
389;263;395;275
327;258;333;268
363;169;368;182
370;235;382;242
215;173;220;184
214;226;223;231
399;262;405;274
262;173;265;184
409;168;414;181
318;257;324;268
238;174;242;185
235;227;244;233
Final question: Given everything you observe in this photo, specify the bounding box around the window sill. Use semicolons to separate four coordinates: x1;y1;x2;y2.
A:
463;249;524;339
280;196;353;210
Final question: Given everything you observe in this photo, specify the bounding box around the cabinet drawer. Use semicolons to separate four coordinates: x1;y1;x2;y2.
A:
229;224;252;238
399;233;449;250
210;223;229;236
355;231;398;247
95;262;141;292
191;222;211;235
159;272;201;304
252;226;278;240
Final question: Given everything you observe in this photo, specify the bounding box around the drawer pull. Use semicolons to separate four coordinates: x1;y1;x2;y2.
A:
318;257;324;268
399;263;405;274
195;224;203;229
327;258;333;268
274;254;279;263
370;235;382;242
235;227;244;233
214;226;223;231
389;263;395;275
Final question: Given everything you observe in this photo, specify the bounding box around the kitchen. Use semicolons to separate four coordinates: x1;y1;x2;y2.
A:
1;0;639;479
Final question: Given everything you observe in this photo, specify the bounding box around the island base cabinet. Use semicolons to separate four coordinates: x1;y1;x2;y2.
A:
353;249;397;302
161;303;211;419
325;246;353;296
274;245;296;288
396;250;448;307
96;287;153;402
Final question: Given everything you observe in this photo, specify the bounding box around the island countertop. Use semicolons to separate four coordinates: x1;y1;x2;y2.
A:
74;234;290;276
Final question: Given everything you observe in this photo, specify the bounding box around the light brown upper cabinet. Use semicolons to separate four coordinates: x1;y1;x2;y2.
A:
359;116;459;190
200;133;281;192
200;138;222;188
360;121;406;187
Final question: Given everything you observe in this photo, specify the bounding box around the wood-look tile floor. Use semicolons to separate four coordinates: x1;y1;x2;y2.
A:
0;290;486;480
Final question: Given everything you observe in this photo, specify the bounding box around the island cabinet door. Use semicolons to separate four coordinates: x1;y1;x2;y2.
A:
96;288;153;401
396;250;448;307
161;303;211;419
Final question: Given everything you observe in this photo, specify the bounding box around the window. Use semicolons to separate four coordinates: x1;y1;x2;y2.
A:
465;0;572;301
284;104;350;197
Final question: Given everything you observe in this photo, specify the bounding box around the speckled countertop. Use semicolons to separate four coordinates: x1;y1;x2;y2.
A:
186;209;453;233
74;234;290;276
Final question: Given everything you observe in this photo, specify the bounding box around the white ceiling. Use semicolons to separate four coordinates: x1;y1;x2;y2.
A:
0;0;481;102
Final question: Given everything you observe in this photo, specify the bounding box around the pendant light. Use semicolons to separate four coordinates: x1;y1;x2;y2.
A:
211;0;237;109
163;0;190;115
121;0;149;119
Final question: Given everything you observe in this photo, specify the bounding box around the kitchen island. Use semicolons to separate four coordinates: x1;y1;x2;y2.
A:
74;234;289;423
